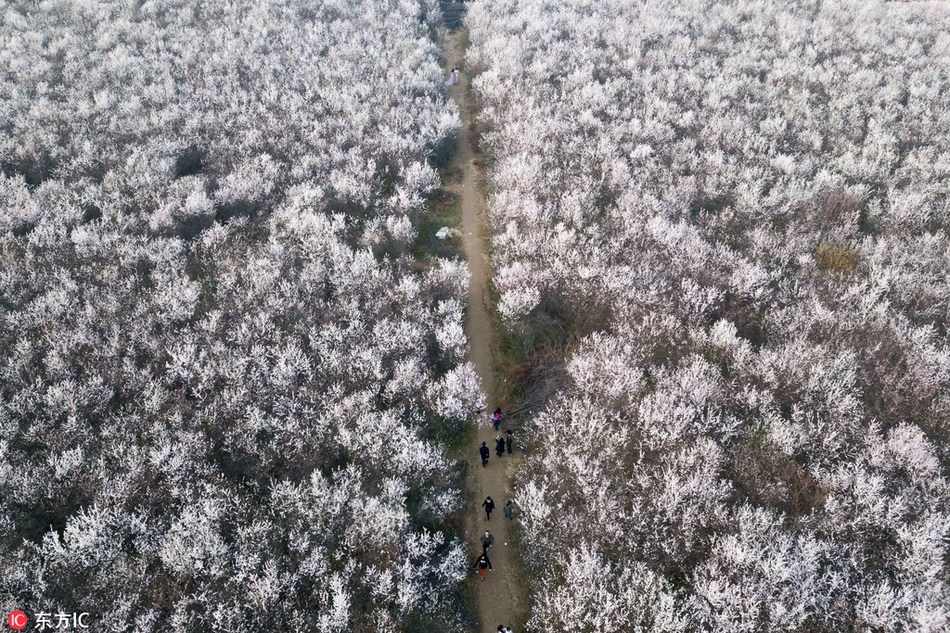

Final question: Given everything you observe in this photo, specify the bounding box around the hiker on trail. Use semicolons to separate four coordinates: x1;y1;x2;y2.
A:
481;530;494;554
479;441;490;467
492;407;503;430
495;435;505;457
506;429;513;454
503;498;514;520
473;552;493;580
482;496;495;520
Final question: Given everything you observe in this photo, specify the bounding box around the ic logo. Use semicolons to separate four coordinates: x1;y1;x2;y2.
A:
7;611;28;631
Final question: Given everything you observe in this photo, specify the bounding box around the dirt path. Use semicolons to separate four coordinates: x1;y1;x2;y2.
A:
443;29;527;633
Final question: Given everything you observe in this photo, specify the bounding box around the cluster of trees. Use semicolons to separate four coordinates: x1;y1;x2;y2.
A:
1;0;478;630
467;0;950;630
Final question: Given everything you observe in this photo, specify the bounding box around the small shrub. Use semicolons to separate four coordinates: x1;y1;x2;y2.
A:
816;242;860;274
730;438;825;519
817;188;863;231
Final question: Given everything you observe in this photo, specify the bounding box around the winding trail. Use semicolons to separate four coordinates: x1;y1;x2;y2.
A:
442;28;528;633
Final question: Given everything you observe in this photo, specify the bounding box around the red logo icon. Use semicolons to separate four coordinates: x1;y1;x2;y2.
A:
7;611;28;630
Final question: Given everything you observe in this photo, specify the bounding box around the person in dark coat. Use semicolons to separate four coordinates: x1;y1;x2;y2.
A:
505;429;513;454
495;435;505;457
479;441;490;467
473;552;493;580
481;530;494;554
482;496;495;520
503;498;513;520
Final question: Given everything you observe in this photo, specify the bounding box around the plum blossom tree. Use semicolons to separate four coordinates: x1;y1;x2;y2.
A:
468;0;950;629
0;0;475;630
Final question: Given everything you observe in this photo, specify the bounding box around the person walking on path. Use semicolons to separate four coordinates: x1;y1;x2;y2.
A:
482;496;495;521
473;552;493;580
497;627;513;633
506;429;513;454
481;530;494;554
479;441;490;467
503;498;514;520
492;408;503;431
495;435;505;457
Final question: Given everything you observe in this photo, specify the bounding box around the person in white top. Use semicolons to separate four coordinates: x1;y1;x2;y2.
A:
445;67;459;86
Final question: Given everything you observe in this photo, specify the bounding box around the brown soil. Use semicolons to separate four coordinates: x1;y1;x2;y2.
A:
442;28;529;633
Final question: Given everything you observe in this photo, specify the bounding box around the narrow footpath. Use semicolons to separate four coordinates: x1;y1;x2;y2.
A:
442;28;528;633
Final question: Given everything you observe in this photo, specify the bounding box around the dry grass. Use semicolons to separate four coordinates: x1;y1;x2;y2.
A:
816;242;860;274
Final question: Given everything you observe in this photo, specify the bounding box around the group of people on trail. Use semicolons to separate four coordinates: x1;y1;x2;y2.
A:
474;412;517;568
474;529;495;580
478;495;514;521
495;429;513;456
445;67;460;86
482;409;514;465
472;406;519;633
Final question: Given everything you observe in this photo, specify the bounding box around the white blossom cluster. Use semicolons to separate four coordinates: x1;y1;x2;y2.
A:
468;0;950;630
0;0;477;630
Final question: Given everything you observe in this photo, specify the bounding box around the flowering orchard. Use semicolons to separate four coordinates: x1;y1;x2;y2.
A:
468;0;950;630
0;0;479;630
